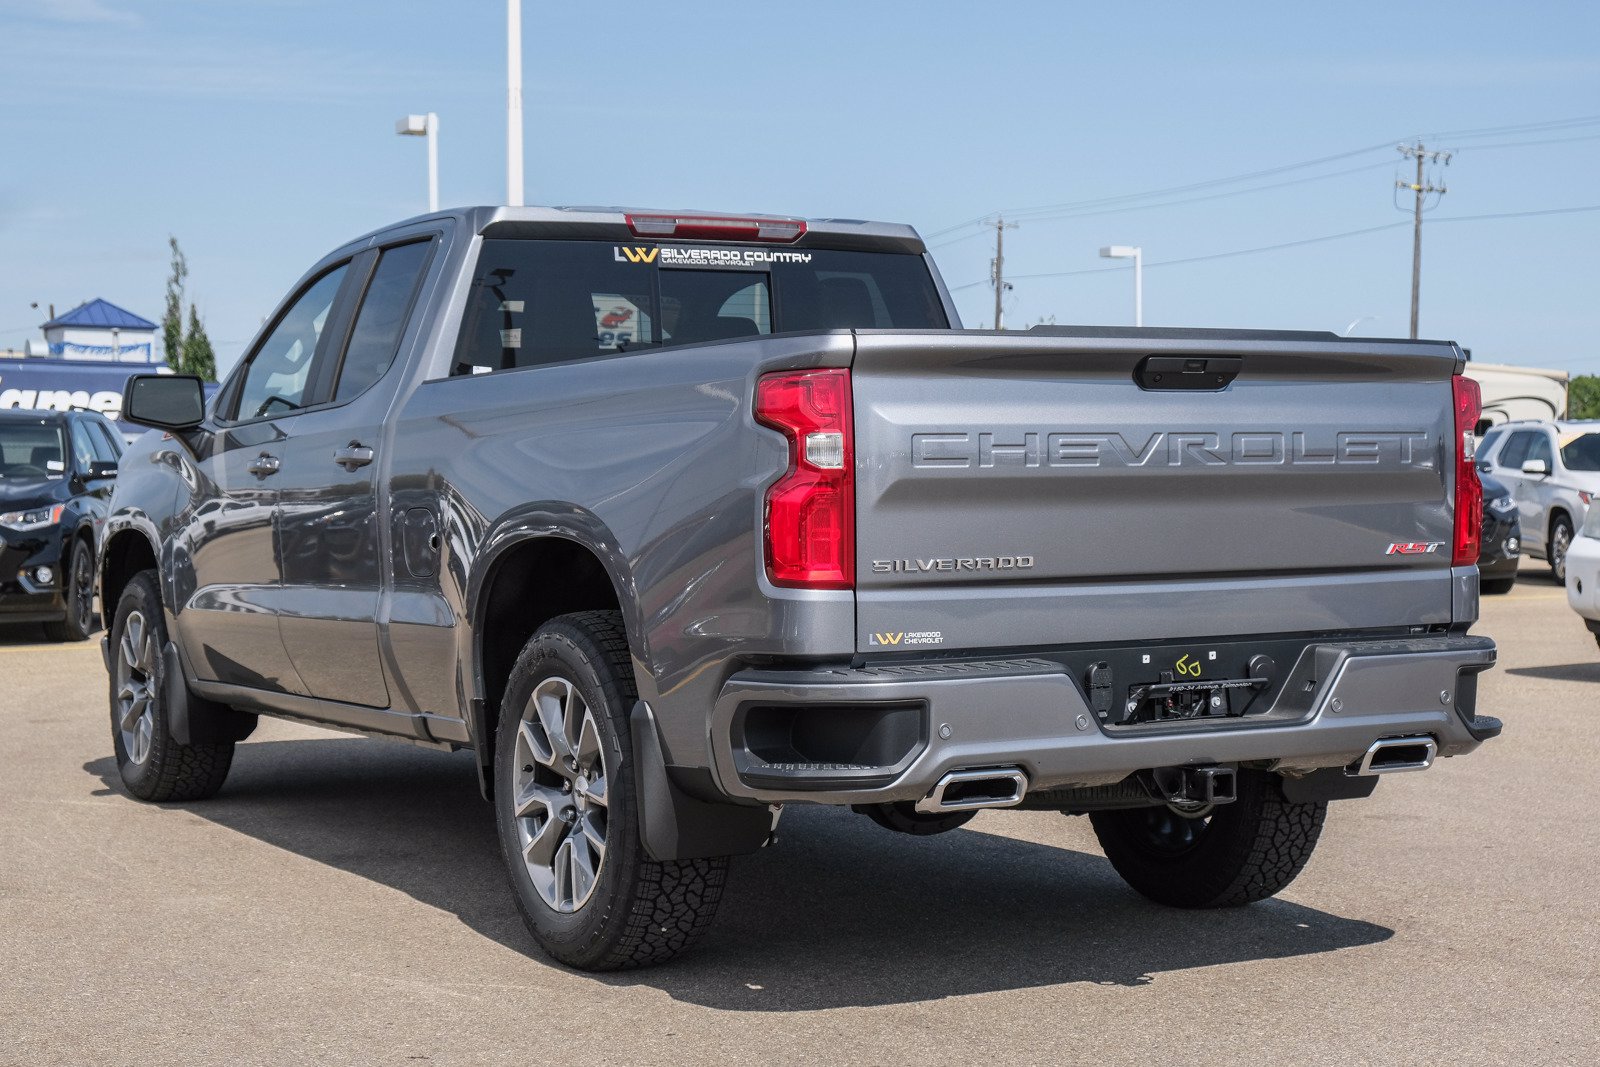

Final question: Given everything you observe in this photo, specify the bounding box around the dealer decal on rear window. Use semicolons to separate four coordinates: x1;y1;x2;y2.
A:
613;246;813;267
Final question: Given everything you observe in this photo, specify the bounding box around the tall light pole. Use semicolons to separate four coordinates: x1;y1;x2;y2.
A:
1099;245;1143;327
395;113;439;212
506;0;524;206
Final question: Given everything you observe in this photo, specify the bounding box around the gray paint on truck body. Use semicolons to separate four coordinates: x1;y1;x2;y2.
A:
101;205;1497;839
849;329;1468;652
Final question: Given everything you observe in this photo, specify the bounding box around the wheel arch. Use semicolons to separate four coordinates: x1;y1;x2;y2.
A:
466;508;641;797
1548;504;1573;542
99;525;160;625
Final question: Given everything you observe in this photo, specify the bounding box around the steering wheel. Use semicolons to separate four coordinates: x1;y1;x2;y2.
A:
254;394;299;419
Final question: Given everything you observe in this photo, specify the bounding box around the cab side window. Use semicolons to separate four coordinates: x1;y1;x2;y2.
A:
333;240;433;403
1497;431;1534;471
1526;433;1554;469
233;263;350;421
90;420;123;460
69;421;97;472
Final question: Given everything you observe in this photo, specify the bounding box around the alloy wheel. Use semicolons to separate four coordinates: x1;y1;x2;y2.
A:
1553;523;1572;583
72;544;94;633
510;675;609;912
115;610;157;765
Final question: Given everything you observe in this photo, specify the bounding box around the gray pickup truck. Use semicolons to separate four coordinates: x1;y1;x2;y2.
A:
100;206;1502;970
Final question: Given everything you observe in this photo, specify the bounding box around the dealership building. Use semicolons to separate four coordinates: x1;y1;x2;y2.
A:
0;299;179;432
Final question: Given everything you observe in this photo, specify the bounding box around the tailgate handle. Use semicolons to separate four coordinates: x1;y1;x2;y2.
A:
1135;355;1242;391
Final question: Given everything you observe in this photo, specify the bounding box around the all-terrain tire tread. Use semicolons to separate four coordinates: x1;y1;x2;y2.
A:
1091;771;1326;909
501;610;728;971
112;570;235;803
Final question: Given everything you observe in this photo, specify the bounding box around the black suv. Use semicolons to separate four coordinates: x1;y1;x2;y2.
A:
0;408;123;640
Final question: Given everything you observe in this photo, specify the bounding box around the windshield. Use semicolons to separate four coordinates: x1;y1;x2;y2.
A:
1559;431;1600;472
0;421;66;480
453;239;948;374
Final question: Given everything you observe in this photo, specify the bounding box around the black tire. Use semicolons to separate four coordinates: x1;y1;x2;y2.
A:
1089;770;1326;908
853;801;976;836
108;570;235;802
43;537;96;642
493;610;728;971
1481;576;1516;595
1549;515;1574;585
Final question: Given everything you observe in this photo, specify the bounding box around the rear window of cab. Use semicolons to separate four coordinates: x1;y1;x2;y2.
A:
452;239;947;375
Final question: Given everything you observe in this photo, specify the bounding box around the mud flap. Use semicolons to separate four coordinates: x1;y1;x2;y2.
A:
162;641;257;746
630;700;772;862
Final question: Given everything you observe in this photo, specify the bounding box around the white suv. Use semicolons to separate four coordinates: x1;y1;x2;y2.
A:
1563;506;1600;650
1477;420;1600;583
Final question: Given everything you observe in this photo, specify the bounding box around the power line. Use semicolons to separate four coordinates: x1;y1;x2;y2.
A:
921;139;1396;238
1427;113;1600;141
926;138;1596;249
999;160;1396;226
928;164;1394;250
1457;131;1600;153
924;113;1600;242
946;204;1600;291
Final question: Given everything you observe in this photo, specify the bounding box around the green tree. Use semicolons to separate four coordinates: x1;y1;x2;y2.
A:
1568;375;1600;420
180;304;217;382
162;237;187;370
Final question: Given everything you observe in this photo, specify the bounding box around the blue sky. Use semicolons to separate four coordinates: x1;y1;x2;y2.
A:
1;0;1596;375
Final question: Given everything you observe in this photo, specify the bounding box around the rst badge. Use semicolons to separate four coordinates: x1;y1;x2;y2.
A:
1386;541;1446;555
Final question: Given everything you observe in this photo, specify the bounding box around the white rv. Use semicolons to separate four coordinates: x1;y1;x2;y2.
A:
1466;362;1569;432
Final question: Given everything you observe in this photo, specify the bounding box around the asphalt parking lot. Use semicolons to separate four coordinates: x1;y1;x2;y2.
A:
2;561;1596;1066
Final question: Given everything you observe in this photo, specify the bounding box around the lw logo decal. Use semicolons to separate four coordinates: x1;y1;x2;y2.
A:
870;630;944;647
613;246;659;264
1175;654;1202;678
1387;541;1446;555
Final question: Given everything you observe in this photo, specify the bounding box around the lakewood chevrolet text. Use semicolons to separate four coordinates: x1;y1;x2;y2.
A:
98;207;1502;970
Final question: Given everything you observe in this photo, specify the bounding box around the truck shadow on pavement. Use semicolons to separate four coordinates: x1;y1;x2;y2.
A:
85;737;1393;1010
1504;662;1600;683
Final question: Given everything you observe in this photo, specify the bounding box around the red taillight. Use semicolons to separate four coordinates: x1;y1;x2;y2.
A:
626;212;806;244
755;369;853;588
1453;374;1483;566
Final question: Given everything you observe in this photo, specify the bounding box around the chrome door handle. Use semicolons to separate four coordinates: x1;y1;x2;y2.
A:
247;453;281;477
333;443;375;471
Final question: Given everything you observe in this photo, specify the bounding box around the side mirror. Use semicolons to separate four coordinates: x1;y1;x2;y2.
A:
88;460;119;479
1522;458;1550;477
123;374;206;432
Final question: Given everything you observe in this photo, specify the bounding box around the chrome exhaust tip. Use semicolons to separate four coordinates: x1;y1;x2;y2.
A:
914;768;1028;814
1353;736;1438;776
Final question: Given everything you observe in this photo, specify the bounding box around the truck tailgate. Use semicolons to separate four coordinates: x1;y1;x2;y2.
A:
850;329;1464;653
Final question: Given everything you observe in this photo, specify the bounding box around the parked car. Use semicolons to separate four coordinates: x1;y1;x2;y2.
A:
1478;472;1521;594
1564;505;1600;650
99;206;1502;971
1476;419;1600;583
0;407;123;640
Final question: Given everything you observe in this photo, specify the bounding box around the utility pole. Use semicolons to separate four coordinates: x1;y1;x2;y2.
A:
990;216;1017;329
1396;141;1450;339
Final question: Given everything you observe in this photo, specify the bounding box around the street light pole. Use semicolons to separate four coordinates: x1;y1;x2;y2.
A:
1133;247;1142;327
395;113;439;212
1099;245;1143;326
507;0;524;206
